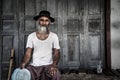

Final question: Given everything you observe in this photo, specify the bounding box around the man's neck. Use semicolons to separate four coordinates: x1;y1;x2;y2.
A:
36;31;49;40
37;31;49;35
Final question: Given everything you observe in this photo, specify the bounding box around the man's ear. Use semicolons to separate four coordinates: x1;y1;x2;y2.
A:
36;20;40;26
50;22;54;24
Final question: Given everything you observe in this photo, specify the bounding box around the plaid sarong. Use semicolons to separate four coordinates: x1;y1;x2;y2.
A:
26;65;60;80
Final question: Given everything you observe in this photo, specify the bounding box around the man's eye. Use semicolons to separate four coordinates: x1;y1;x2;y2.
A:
45;20;49;21
40;19;49;21
40;19;44;21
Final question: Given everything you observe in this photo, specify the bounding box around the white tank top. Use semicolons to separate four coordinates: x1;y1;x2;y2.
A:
26;32;60;66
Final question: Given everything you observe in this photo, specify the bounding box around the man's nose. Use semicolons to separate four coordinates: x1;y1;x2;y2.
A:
43;21;46;24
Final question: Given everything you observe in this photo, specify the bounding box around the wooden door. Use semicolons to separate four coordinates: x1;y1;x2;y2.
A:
0;0;19;80
60;0;105;69
0;0;105;79
84;0;105;69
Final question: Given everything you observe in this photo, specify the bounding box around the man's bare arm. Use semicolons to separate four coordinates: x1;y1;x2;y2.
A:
52;48;60;67
20;48;32;68
48;48;60;75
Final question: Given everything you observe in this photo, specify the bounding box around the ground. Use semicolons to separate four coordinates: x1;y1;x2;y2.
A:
61;73;120;80
60;69;120;80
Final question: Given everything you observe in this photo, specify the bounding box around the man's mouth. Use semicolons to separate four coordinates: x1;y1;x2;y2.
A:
37;26;48;34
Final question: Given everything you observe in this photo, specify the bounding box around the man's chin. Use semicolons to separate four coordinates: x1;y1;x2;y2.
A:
41;25;48;27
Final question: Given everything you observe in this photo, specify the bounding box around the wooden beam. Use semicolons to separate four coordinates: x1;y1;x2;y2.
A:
105;0;111;69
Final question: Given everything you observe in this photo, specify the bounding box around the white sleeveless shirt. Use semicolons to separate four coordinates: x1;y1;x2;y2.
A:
26;32;60;66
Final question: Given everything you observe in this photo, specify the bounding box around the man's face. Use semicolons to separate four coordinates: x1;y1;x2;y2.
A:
38;16;50;26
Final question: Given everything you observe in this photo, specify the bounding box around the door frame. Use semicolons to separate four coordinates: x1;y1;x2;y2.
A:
105;0;111;69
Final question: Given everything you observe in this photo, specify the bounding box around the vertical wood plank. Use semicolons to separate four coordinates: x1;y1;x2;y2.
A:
36;0;47;14
62;0;68;69
18;0;25;65
47;0;58;17
57;0;64;69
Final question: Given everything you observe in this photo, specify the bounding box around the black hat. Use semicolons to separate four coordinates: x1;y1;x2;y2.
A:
33;10;55;22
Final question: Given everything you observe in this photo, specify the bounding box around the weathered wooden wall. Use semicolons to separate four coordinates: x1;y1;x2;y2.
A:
0;0;105;80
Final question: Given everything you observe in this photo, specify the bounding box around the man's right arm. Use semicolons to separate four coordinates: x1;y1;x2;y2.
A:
20;48;32;68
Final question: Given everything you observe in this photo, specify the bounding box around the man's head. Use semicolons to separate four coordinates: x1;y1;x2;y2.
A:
34;10;55;34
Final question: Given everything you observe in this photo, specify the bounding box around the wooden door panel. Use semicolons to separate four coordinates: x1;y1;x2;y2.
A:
67;19;80;32
68;0;80;17
88;0;101;14
3;20;14;31
68;35;80;61
68;35;80;69
0;34;18;80
66;19;80;69
2;0;14;15
87;0;105;68
89;36;101;59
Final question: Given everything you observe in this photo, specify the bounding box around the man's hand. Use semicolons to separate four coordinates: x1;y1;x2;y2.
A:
48;64;58;76
20;63;25;69
47;48;60;76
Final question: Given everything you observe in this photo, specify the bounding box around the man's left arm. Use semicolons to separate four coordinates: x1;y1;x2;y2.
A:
52;48;60;67
49;34;60;76
49;48;60;76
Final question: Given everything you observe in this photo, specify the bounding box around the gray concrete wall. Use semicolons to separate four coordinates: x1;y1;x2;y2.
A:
111;0;120;69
